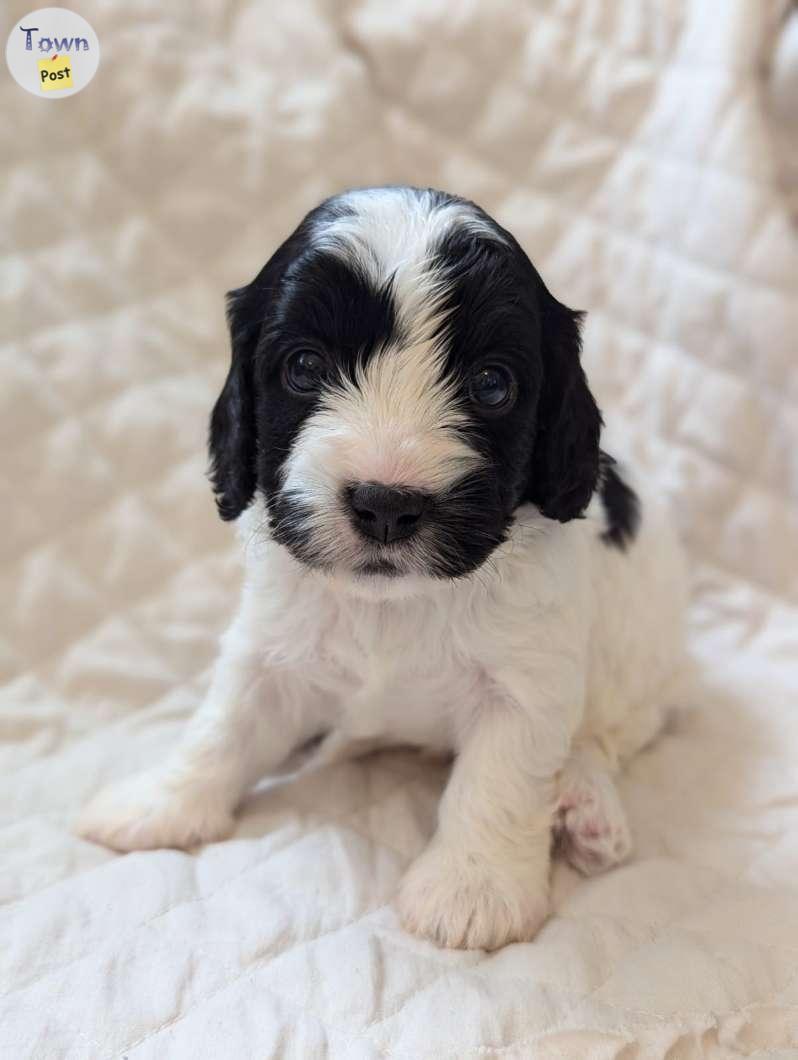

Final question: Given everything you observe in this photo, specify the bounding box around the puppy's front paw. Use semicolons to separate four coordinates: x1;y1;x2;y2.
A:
396;841;550;950
76;770;234;852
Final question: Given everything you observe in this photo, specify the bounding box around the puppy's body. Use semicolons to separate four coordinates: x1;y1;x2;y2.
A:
232;476;683;766
78;187;688;950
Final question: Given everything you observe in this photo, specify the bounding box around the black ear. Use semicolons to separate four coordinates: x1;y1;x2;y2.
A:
208;285;262;520
525;290;602;522
208;201;334;520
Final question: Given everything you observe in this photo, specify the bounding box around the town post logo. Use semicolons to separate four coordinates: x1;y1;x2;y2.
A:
6;8;100;98
38;55;74;92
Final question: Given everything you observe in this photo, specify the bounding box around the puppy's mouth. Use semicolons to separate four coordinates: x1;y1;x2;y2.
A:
355;558;402;578
268;472;510;581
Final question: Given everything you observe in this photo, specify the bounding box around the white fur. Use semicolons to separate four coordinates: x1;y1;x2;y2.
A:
78;483;688;950
553;745;634;876
77;190;688;950
279;339;483;573
276;190;496;576
314;186;504;334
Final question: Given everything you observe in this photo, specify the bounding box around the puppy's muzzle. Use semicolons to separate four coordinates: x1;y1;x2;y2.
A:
347;483;429;545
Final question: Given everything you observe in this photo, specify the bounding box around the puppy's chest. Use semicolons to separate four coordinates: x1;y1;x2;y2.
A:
314;604;481;748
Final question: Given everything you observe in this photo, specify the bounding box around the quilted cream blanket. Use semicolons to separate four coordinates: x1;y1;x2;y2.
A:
2;1;798;1056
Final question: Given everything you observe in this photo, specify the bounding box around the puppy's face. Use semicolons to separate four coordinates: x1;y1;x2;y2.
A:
210;187;601;583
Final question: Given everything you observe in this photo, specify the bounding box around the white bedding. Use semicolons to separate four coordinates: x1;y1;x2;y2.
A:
2;0;798;1056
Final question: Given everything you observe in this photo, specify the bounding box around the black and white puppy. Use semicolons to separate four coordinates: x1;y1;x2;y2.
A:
78;187;687;951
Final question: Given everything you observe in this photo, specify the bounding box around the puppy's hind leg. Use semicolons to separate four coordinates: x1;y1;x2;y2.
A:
553;744;633;877
554;685;683;877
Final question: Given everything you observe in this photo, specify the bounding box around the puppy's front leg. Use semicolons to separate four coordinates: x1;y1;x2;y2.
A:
77;618;324;852
397;688;573;950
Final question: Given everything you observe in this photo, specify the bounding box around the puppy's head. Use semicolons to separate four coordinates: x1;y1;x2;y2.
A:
210;187;601;584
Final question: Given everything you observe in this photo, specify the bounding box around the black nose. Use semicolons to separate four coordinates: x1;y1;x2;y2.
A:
348;484;428;544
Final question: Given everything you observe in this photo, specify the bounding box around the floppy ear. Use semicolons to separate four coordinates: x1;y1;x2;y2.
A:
524;290;602;522
208;207;322;520
208;284;262;521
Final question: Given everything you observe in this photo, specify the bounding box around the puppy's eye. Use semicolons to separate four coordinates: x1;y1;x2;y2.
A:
468;365;516;412
283;349;328;395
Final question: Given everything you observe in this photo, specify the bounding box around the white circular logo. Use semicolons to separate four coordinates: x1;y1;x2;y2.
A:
6;8;99;98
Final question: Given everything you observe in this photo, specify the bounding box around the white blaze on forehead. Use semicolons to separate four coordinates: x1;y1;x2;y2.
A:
313;187;505;342
276;188;499;557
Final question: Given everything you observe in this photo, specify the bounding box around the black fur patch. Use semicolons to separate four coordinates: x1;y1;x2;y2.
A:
209;195;398;523
430;206;601;525
209;186;605;580
599;452;640;550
